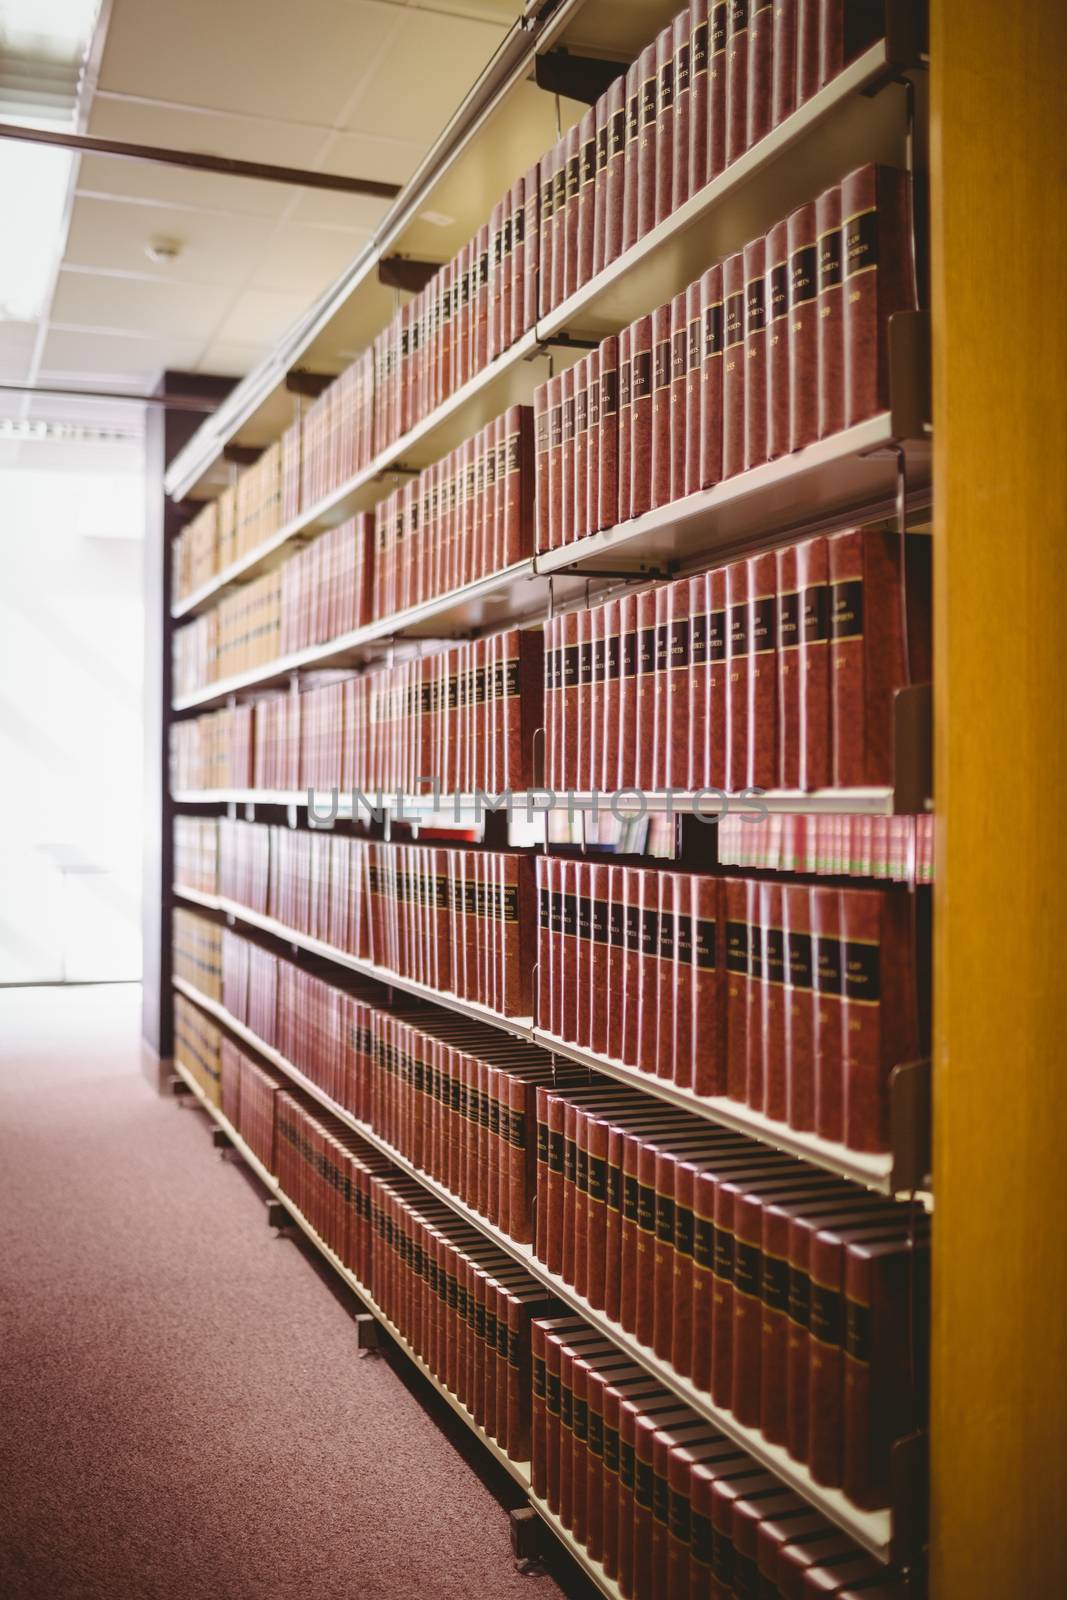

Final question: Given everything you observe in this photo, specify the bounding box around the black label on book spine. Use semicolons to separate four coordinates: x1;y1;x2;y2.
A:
725;918;749;975
811;1283;843;1348
818;227;843;292
788;930;814;991
843;938;882;1003
763;1254;790;1314
632;349;653;401
846;1298;872;1362
790;242;817;308
746;277;766;335
816;934;842;997
830;578;864;640
844;205;879;278
778;589;801;650
692;21;709;75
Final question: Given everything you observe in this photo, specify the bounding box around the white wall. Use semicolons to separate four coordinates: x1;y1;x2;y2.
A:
0;467;144;982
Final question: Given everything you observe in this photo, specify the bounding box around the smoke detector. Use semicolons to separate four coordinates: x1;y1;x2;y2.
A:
145;237;182;264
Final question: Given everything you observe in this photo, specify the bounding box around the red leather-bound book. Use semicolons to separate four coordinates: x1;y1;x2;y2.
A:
841;885;918;1152
689;2;711;196
683;279;703;499
772;0;797;126
638;874;662;1075
765;217;790;460
783;882;816;1130
646;294;671;505
604;75;627;267
537;855;552;1032
591;93;609;281
747;548;778;788
686;573;709;791
630;312;654;518
672;11;693;215
552;131;570;311
733;1488;810;1600
545;373;563;551
622;59;643;254
636;42;659;241
761;879;788;1121
698;263;724;490
597;334;619;532
574;604;590;795
560;363;576;547
843;1232;930;1510
617;1391;685;1593
557;858;578;1046
655;24;676;228
668;577;691;788
828;525;905;787
652;582;672;790
819;0;885;88
502;405;530;568
815;182;844;439
619;867;642;1069
658;872;681;1081
725;555;750;792
777;542;801;786
539;148;557;318
794;0;820;106
744;874;765;1109
585;347;601;540
501;183;517;359
721;250;746;479
576;105;597;291
725;0;750;166
475;222;491;375
617;591;638;790
841;164;916;427
617;322;634;522
724;876;750;1102
572;355;590;548
560;1094;582;1283
787;200;818;452
669;289;690;505
748;0;775;148
639;1416;712;1600
522;162;540;335
811;884;844;1142
601;596;621;793
796;534;831;789
707;563;728;790
708;0;729;176
691;873;724;1096
586;601;602;795
634;586;658;791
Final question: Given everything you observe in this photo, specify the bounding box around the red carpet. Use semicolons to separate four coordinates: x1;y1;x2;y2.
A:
0;985;578;1600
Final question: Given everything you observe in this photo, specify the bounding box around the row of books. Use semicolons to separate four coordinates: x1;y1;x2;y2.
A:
536;856;921;1153
174;991;221;1104
536;1;887;320
213;819;538;1021
371;406;534;621
545;527;930;793
532;1081;928;1509
532;1314;911;1600
717;812;934;883
181;930;925;1518
534;163;914;552
173;568;281;698
287;349;377;520
279;514;373;657
170;704;253;792
173;466;282;604
174;816;219;896
173;907;222;1000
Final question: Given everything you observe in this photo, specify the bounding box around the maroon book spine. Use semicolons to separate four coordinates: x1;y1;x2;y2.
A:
815;182;844;440
572;355;590;547
523;162;540;334
617;322;633;522
539;149;557;318
538;857;552;1034
709;0;729;177
726;556;750;792
841;887;917;1154
546;374;563;550
561;608;581;793
744;874;765;1109
592;93;609;281
630;313;654;519
772;0;798;126
699;263;725;489
560;362;576;547
575;602;591;795
748;0;775;149
747;547;778;789
621;867;643;1068
673;876;695;1093
634;588;658;791
721;251;746;479
617;592;638;790
693;874;724;1095
684;278;704;498
765;216;791;460
794;5;824;114
604;75;628;267
842;164;916;428
550;135;568;313
655;24;676;228
689;2;710;197
798;534;831;789
669;289;689;506
668;577;691;788
762;879;788;1122
725;0;750;168
743;234;768;471
777;542;801;788
829;526;906;787
598;335;620;532
586;347;601;541
812;885;844;1143
672;11;692;215
636;42;659;241
576;106;598;292
787;200;819;453
651;300;674;511
708;564;728;789
622;60;643;255
724;877;750;1102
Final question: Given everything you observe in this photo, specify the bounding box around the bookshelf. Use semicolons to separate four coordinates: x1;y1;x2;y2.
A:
152;3;935;1594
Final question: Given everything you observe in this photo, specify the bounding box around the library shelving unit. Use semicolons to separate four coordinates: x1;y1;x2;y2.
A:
144;2;957;1595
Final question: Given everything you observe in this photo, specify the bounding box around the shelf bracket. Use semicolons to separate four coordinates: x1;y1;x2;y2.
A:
892;682;931;815
222;443;263;467
533;46;627;106
285;369;334;400
378;256;442;295
889;1059;932;1194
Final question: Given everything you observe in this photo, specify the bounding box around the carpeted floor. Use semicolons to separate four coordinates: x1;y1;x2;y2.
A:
0;984;578;1600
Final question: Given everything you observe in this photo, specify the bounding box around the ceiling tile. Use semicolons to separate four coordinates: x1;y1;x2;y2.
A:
341;11;507;142
98;0;404;126
209;287;314;348
248;224;373;296
51;270;233;343
197;340;273;378
63;194;278;286
0;320;38;382
38;326;204;387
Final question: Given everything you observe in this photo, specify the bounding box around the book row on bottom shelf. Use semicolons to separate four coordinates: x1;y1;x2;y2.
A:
173;918;928;1523
172;993;923;1599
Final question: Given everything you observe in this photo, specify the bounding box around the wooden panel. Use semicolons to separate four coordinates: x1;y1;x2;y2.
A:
931;2;1067;1593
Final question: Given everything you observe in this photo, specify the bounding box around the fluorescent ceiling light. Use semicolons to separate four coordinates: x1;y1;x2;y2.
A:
0;141;74;318
0;1;101;52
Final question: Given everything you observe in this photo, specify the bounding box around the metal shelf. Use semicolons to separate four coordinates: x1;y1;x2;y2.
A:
172;980;897;1561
